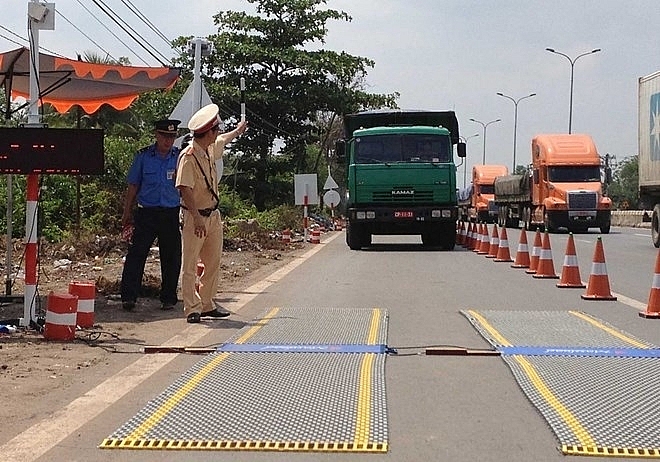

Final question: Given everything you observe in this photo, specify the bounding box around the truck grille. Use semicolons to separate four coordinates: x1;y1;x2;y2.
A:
372;190;434;202
568;191;597;210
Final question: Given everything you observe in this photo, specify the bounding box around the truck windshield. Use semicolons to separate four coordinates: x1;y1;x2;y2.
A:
355;134;450;164
547;166;601;182
479;185;495;194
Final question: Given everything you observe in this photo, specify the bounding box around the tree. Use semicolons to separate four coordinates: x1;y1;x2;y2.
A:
172;0;398;210
607;155;639;209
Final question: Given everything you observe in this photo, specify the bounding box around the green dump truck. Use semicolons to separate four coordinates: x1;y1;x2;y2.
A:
336;110;465;250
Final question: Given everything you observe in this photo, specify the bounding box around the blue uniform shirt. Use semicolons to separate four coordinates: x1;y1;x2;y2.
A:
127;144;181;208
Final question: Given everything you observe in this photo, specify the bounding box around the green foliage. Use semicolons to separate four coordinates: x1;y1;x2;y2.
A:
607;155;639;209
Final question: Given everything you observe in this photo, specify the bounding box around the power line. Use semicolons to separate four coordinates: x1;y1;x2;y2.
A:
90;0;169;66
119;0;172;47
73;0;150;65
56;10;119;62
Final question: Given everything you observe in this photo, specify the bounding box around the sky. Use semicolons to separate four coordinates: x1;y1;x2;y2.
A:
3;0;660;185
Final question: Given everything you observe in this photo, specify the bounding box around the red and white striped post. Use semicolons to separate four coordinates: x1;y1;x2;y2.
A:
22;173;39;327
303;183;309;243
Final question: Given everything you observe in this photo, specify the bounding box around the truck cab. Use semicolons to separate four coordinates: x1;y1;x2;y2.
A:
460;164;508;223
338;110;465;250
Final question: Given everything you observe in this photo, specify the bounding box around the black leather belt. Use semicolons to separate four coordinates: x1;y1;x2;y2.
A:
198;208;216;217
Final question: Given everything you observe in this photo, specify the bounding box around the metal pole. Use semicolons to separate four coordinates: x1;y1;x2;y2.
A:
497;92;536;172
545;48;601;134
469;118;501;165
459;134;479;188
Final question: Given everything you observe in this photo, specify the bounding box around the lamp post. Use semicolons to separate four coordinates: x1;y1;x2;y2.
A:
545;47;601;134
459;133;479;188
469;118;501;165
496;92;536;173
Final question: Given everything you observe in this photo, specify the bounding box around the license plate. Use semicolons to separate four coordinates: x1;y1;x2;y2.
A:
394;211;414;218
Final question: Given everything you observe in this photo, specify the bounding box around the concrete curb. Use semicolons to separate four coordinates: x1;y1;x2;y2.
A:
611;210;652;228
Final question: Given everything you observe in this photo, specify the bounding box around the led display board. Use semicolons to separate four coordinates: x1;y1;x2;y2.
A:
0;128;104;174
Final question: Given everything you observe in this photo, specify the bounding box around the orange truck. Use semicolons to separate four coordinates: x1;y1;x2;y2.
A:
458;164;508;223
493;134;611;232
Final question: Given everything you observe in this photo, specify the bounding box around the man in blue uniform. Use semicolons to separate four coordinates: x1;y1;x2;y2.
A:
121;119;182;311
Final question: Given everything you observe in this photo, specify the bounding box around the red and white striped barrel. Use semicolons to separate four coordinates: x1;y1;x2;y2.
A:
282;229;291;244
69;281;95;328
311;229;320;244
44;292;78;341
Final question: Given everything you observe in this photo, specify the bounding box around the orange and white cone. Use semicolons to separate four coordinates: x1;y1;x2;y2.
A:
460;221;467;246
494;226;513;262
525;229;542;274
486;224;499;258
511;228;530;269
557;233;585;288
640;248;660;318
477;224;490;254
473;223;484;253
457;221;465;246
533;231;559;279
465;222;473;249
581;237;617;300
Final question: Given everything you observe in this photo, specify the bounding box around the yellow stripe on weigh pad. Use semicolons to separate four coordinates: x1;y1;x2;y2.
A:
462;310;660;457
100;307;389;453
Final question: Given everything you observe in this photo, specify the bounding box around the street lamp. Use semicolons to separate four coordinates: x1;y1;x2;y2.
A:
496;92;536;173
469;118;501;165
545;47;601;134
459;133;479;188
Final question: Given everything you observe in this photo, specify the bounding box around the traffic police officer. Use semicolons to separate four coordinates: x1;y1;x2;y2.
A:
121;119;182;311
176;104;248;323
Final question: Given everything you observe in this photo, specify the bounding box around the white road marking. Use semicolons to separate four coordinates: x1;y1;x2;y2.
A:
1;232;341;462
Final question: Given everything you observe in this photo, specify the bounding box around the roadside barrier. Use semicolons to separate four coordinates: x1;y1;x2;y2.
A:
581;237;617;301
282;229;291;244
525;229;542;274
511;228;530;269
533;231;559;279
556;233;585;288
69;280;96;328
639;248;660;318
44;292;78;341
311;228;321;244
494;226;513;262
487;224;499;258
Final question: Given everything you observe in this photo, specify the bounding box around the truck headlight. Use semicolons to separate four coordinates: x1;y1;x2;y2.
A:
432;210;442;218
356;211;366;219
366;211;376;219
442;210;452;218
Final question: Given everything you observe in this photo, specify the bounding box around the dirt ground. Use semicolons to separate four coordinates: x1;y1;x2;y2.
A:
0;228;310;436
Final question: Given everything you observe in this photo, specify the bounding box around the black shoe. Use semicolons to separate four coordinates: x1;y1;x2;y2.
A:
186;312;201;323
122;301;135;311
160;303;175;311
200;308;231;319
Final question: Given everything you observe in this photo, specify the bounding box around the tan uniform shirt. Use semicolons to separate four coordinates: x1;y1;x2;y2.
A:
175;137;227;208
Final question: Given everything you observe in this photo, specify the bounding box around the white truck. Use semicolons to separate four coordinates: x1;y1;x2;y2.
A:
638;71;660;247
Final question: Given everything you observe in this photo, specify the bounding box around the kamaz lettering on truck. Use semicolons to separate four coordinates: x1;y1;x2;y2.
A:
335;110;466;250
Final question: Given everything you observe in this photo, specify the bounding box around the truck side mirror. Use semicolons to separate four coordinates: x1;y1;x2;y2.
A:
457;142;466;158
334;140;346;160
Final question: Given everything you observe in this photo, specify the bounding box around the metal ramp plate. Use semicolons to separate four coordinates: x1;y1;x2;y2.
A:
462;310;660;458
100;307;388;453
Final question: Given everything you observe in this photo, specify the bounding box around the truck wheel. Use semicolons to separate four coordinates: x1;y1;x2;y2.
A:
652;205;660;248
600;222;611;234
347;223;366;250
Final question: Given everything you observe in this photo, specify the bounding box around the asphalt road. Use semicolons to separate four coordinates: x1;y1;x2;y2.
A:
12;225;660;462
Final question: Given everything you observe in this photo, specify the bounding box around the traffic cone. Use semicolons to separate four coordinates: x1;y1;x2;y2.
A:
465;222;473;249
472;223;483;253
457;221;464;246
581;237;617;300
459;221;467;246
494;226;513;262
511;228;530;269
525;229;542;274
557;233;585;288
639;248;660;318
533;231;559;279
477;224;490;254
486;224;499;258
